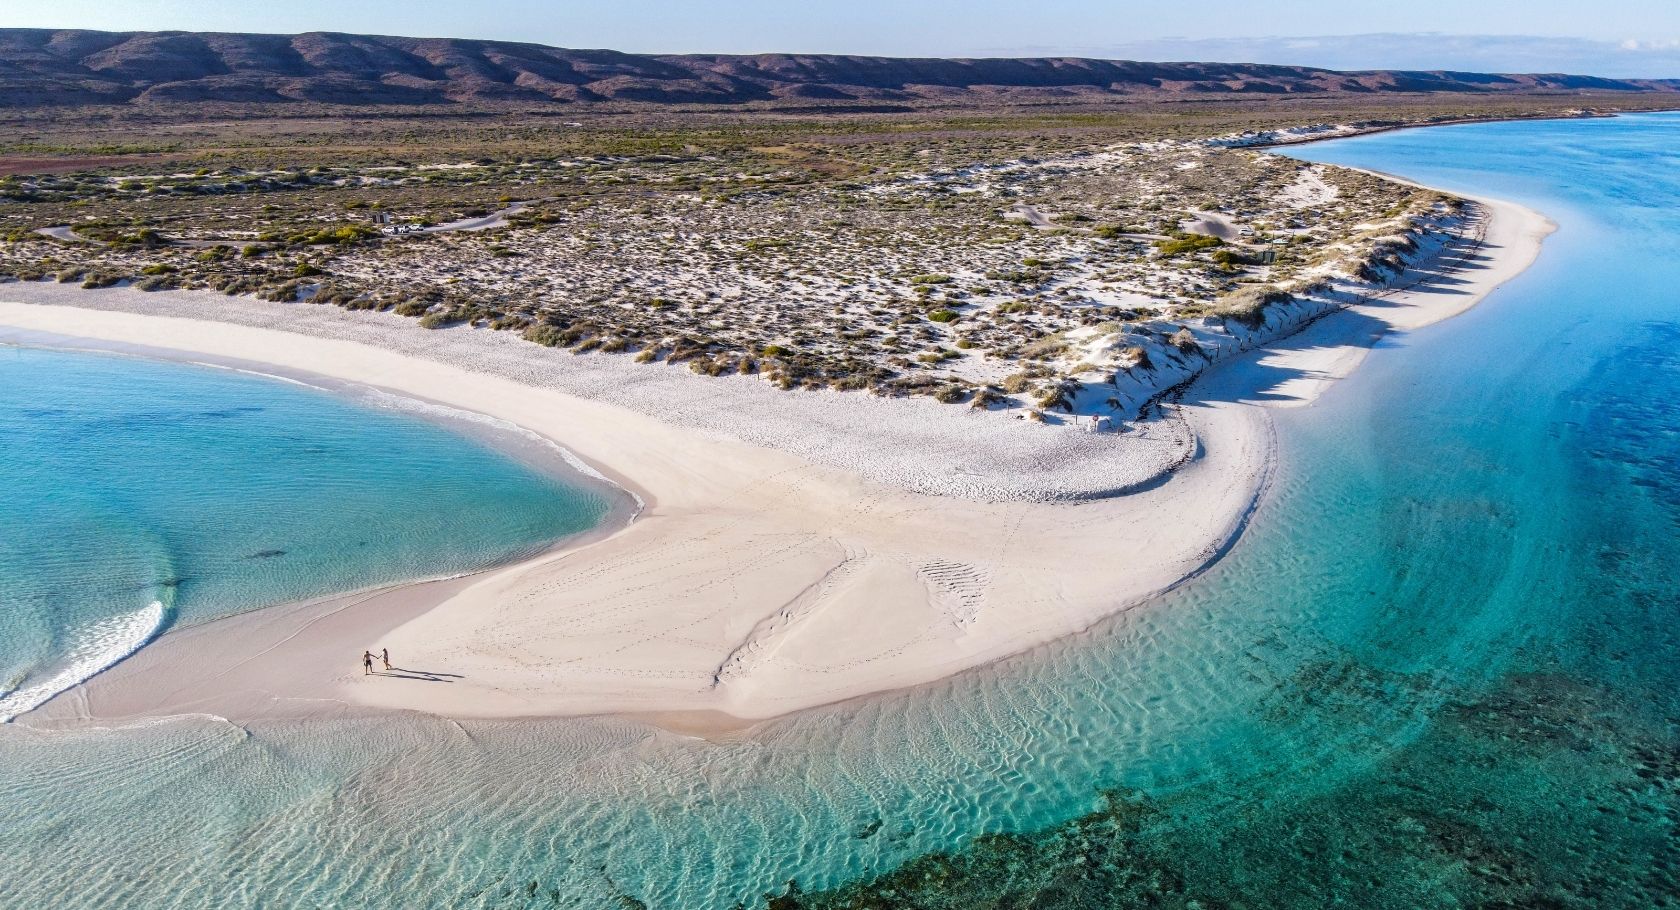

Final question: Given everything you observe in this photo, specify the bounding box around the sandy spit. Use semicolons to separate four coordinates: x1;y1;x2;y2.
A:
7;192;1551;731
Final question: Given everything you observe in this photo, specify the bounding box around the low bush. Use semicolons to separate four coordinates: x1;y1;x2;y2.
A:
1021;337;1068;360
933;384;969;404
419;310;463;330
1155;233;1224;257
1211;248;1266;267
1211;286;1291;325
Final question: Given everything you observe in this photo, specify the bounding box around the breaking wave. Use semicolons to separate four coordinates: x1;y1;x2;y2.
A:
0;600;166;723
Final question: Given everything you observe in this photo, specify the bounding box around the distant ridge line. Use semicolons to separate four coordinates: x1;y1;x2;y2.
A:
3;28;1679;108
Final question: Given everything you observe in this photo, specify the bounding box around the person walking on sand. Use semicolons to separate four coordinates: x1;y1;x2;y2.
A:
363;651;375;675
380;648;391;671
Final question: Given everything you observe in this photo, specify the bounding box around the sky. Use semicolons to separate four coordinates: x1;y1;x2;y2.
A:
12;0;1680;77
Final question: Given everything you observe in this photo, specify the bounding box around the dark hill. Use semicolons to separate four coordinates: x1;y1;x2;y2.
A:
3;28;1678;107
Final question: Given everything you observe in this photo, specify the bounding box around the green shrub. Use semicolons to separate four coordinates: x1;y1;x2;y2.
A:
111;228;163;248
1211;248;1265;267
1155;233;1224;257
523;324;566;347
293;225;378;247
927;309;959;323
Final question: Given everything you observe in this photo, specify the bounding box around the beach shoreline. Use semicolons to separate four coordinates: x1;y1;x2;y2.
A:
1239;108;1680;152
5;184;1552;734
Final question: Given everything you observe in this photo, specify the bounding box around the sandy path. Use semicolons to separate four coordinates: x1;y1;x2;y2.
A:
423;201;531;233
6;192;1552;731
35;226;104;245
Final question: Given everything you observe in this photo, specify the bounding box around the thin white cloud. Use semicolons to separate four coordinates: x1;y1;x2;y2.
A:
1621;38;1680;51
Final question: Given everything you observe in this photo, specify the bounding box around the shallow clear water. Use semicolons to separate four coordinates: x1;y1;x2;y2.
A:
5;113;1680;908
0;346;613;720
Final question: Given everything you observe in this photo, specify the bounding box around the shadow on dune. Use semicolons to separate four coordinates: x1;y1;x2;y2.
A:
1176;308;1393;409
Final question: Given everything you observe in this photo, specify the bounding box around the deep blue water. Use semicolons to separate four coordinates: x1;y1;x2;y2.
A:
3;113;1680;909
0;346;613;720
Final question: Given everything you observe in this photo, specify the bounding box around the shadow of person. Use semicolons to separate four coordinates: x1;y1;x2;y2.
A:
373;667;465;682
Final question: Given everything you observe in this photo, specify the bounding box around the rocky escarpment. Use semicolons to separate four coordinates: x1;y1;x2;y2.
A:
4;29;1679;108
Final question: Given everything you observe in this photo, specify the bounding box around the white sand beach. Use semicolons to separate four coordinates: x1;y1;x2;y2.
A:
7;192;1551;733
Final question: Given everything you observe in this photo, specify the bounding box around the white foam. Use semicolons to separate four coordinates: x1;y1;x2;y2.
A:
0;600;165;723
356;386;646;514
183;359;325;390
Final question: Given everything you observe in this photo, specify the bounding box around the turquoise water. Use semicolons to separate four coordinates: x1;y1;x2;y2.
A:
0;345;614;721
5;112;1680;908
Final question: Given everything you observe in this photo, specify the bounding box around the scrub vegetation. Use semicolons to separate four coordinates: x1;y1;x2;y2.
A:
0;94;1667;413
